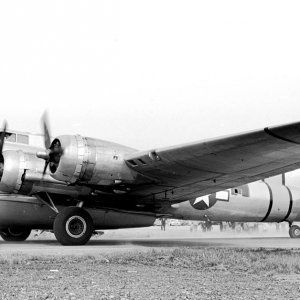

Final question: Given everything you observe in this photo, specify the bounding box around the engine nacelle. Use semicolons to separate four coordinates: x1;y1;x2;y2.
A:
0;150;64;194
49;135;136;185
0;150;26;193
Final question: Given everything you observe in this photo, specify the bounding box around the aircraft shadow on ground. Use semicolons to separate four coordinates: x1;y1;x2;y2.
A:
89;239;218;248
87;237;291;248
0;237;293;248
0;239;225;248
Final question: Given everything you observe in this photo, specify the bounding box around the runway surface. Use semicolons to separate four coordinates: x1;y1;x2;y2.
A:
1;225;299;257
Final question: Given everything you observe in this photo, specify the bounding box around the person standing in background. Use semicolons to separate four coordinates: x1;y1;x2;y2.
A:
161;218;166;231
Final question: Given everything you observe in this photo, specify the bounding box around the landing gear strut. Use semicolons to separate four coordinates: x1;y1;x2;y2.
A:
53;206;94;246
0;228;31;242
289;224;300;238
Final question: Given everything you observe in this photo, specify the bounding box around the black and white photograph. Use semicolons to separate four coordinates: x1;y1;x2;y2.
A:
1;1;300;299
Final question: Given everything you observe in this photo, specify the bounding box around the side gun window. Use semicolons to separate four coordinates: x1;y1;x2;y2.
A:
216;190;230;201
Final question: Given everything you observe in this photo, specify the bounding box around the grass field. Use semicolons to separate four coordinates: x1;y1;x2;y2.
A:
2;247;300;274
1;247;300;299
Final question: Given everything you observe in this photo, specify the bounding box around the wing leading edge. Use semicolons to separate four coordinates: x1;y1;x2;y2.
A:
125;122;300;202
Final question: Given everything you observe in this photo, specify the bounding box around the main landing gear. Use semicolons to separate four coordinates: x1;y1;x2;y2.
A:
289;224;300;238
0;227;31;242
53;206;94;246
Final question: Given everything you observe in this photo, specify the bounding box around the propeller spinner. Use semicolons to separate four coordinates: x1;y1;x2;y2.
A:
36;113;63;175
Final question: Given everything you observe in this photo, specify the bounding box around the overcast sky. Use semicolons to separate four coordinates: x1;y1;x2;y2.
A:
0;1;300;150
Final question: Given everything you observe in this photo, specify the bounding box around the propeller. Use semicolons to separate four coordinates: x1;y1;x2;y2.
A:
0;121;7;166
36;112;63;176
42;111;51;149
0;120;7;157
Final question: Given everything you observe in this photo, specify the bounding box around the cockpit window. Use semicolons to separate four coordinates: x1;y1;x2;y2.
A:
17;134;29;144
5;133;16;143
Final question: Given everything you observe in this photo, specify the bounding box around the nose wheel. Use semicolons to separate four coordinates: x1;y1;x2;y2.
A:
289;225;300;238
53;207;94;245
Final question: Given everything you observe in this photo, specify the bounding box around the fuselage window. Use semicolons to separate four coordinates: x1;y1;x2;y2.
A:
17;134;29;144
5;133;16;143
232;188;242;195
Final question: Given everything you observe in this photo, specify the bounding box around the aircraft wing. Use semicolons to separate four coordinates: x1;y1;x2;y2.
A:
125;122;300;202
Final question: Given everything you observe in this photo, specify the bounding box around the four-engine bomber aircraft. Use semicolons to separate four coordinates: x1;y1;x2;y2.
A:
1;115;300;245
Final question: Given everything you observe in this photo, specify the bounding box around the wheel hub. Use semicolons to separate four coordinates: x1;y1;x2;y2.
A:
295;228;300;236
65;216;87;238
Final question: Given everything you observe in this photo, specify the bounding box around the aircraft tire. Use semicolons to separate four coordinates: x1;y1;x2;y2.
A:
54;207;94;246
289;225;300;238
0;228;31;242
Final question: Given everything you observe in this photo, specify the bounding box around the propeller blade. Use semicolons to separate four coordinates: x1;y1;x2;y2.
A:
41;111;51;149
0;120;7;155
42;161;49;176
39;112;62;175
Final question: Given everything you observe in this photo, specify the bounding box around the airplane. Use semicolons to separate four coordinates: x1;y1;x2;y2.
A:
1;115;300;245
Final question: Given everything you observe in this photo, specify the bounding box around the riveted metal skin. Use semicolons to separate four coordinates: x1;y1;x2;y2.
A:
50;135;137;185
0;149;90;197
0;150;26;193
0;196;156;230
162;180;300;223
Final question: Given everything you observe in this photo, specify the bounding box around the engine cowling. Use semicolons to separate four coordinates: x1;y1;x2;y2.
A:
0;150;26;193
48;135;137;185
0;150;63;194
